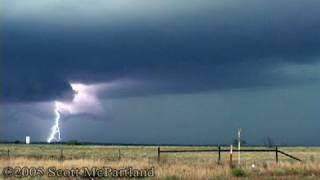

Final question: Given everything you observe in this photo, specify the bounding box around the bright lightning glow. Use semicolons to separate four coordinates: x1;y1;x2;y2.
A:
47;102;62;143
47;82;106;143
47;101;73;143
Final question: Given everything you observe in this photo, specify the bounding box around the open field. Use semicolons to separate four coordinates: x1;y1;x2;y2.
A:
0;144;320;179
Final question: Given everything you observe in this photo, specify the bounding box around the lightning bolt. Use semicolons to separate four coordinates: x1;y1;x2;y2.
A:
47;101;62;143
46;83;105;143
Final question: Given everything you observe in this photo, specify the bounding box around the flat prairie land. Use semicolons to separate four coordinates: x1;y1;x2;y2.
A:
0;144;320;179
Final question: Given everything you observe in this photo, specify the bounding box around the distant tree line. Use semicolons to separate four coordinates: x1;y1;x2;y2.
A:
6;139;82;145
66;140;81;145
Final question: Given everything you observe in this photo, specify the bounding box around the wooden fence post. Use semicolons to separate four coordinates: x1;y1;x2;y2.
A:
60;148;64;161
229;145;233;168
157;146;160;162
7;149;10;158
118;148;121;161
218;146;221;164
275;146;279;163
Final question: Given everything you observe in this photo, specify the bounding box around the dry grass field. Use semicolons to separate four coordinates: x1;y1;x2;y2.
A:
0;144;320;179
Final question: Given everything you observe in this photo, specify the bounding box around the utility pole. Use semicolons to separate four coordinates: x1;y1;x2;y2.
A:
238;128;241;166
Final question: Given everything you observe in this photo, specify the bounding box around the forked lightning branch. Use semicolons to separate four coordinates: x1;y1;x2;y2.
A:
47;83;104;143
47;102;63;142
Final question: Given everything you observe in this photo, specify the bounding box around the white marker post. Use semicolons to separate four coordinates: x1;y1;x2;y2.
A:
26;136;30;144
238;128;241;166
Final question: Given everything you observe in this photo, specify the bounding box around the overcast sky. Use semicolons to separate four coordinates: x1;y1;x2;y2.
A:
1;0;320;145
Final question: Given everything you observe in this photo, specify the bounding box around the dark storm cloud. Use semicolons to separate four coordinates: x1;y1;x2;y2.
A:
2;0;320;102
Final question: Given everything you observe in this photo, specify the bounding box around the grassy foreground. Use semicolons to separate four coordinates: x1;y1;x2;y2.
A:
0;144;320;179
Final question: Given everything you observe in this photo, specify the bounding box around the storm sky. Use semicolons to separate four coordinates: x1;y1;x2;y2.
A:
1;0;320;145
